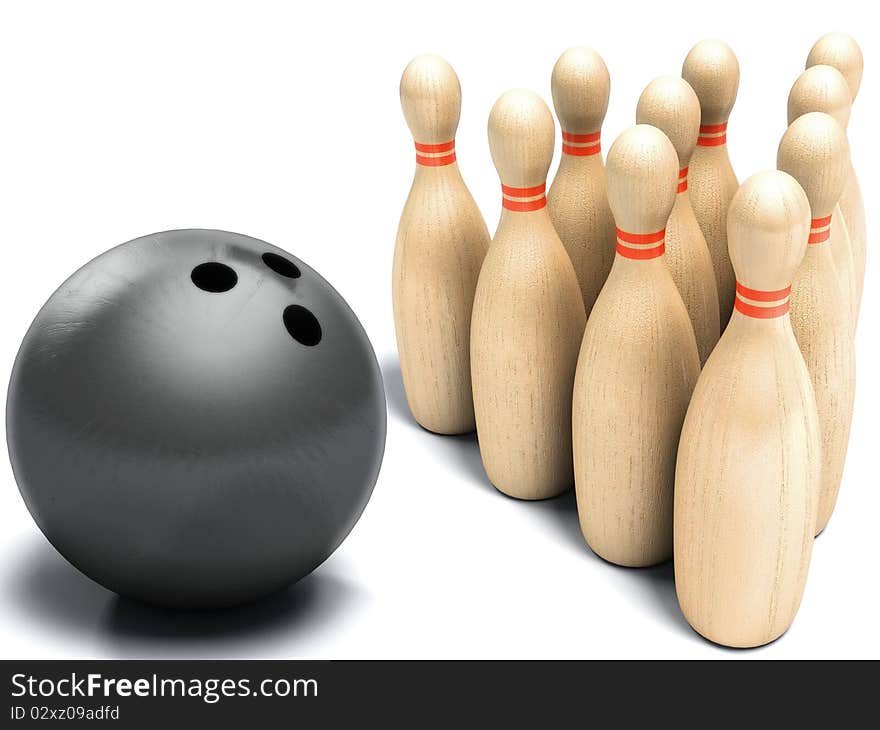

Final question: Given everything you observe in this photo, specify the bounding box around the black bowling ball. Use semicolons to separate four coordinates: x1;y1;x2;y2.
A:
7;229;386;608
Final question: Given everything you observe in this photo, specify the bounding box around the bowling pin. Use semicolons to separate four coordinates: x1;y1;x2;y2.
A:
682;39;740;330
807;33;866;322
788;65;859;328
674;170;820;648
572;125;700;566
637;75;720;365
471;90;586;500
393;55;490;434
778;112;855;535
547;47;616;315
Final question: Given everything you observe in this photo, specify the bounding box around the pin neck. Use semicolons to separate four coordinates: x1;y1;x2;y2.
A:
615;228;665;260
697;122;727;147
501;183;547;212
734;282;791;318
561;130;601;157
808;214;832;244
415;140;456;167
677;167;689;194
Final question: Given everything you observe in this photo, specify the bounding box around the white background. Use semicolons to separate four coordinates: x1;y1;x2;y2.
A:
0;0;876;659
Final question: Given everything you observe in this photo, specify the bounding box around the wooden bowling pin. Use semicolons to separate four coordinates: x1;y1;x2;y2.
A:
778;112;855;535
807;33;866;322
637;75;720;365
674;170;820;648
393;55;490;434
808;32;864;100
572;125;700;566
471;90;586;500
547;47;616;315
788;65;859;328
682;39;740;330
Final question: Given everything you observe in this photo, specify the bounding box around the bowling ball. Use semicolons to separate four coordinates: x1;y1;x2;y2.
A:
7;229;386;608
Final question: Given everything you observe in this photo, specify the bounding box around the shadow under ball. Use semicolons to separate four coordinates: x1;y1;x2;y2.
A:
7;229;386;609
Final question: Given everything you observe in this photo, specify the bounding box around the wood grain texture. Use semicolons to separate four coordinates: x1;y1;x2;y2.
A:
637;75;720;365
838;164;866;325
778;112;855;535
806;34;864;316
788;64;863;327
471;89;586;500
674;170;820;648
547;47;616;316
682;39;740;331
807;32;864;101
393;55;490;434
573;125;700;566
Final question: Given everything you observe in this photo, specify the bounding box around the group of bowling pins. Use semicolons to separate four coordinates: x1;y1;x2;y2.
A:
392;33;865;649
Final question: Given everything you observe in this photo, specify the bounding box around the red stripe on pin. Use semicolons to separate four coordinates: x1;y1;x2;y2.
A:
501;182;547;212
501;183;546;197
677;167;689;193
562;131;601;143
699;123;728;134
734;299;790;318
415;140;456;166
734;281;791;318
615;228;666;259
503;198;547;212
697;122;727;147
735;282;791;302
414;140;455;153
416;152;457;166
561;131;601;156
616;228;665;244
562;143;601;156
616;241;665;259
809;214;833;243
